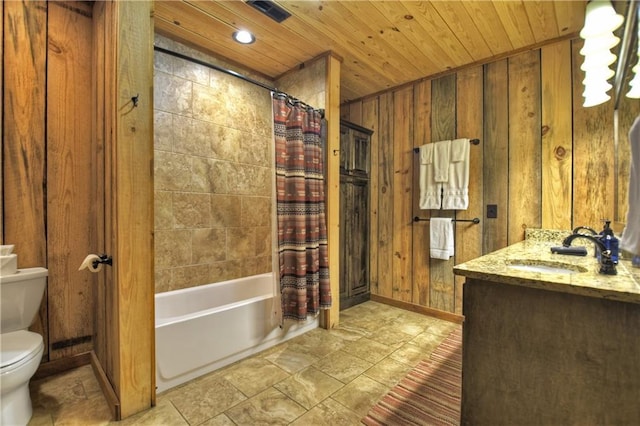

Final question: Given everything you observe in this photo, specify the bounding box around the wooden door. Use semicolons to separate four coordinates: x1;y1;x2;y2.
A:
339;122;372;310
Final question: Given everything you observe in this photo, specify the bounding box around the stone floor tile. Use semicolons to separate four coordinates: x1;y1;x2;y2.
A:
221;357;289;397
273;366;344;409
289;397;362;426
331;375;389;416
224;388;306;425
313;350;373;384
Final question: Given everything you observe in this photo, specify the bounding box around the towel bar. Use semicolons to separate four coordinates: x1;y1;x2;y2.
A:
413;138;480;153
413;216;480;224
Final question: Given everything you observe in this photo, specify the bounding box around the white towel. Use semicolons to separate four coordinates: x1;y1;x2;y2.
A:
430;217;454;259
419;144;440;209
621;115;640;255
433;140;451;182
442;138;470;210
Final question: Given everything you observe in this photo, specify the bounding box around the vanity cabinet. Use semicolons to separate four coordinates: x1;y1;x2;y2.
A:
454;236;640;424
339;121;373;310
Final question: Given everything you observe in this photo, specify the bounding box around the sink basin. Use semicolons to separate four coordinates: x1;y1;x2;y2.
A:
506;259;588;275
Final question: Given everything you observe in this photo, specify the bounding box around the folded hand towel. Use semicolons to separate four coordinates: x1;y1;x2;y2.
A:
450;138;469;162
419;144;440;209
433;140;451;183
442;138;470;210
420;143;433;165
430;217;454;260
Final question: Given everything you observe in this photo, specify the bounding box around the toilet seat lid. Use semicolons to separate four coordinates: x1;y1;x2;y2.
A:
0;330;43;368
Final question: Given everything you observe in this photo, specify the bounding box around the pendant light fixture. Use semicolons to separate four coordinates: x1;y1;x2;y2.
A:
580;0;624;107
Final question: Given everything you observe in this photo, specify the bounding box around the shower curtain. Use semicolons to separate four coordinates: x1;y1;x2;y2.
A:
272;94;331;322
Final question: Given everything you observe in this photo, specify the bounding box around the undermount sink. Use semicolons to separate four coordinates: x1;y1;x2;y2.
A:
506;259;588;275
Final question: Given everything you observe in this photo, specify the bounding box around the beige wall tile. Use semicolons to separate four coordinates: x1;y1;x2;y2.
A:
154;71;193;116
154;36;277;293
173;193;211;228
227;227;255;260
155;268;173;294
155;151;192;191
210;260;243;283
227;164;270;195
154;110;173;151
171;264;212;290
255;226;272;257
211;194;242;228
173;56;209;85
242;197;271;227
155;229;192;269
155;191;173;230
193;228;227;264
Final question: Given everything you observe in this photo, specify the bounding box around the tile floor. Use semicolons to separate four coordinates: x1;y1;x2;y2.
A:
27;301;459;425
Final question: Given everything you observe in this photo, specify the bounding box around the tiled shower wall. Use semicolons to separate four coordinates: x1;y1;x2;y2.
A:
153;36;274;293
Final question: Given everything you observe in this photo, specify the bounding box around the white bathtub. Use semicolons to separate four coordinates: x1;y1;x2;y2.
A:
155;272;318;392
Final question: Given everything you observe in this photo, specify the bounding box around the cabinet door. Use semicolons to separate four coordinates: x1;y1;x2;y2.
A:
339;175;370;307
348;178;369;296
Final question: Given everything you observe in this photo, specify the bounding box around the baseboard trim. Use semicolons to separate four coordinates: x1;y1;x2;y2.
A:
33;351;92;380
90;351;121;421
370;294;465;324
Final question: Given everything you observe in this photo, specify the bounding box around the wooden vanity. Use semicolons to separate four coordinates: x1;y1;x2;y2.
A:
454;229;640;425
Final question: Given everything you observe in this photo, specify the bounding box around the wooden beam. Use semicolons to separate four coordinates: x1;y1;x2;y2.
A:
321;53;341;329
112;0;155;418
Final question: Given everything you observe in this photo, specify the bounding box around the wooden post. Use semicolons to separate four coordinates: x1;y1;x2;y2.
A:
322;54;341;329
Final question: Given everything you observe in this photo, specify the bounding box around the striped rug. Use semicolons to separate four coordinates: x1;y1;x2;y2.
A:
362;327;462;426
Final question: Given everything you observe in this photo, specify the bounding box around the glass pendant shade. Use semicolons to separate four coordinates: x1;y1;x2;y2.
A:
583;91;611;107
579;34;620;55
580;0;624;38
580;51;617;71
626;82;640;98
583;67;615;83
626;62;640;98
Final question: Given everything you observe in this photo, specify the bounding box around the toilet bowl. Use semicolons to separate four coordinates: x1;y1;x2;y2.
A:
0;257;48;426
0;331;44;426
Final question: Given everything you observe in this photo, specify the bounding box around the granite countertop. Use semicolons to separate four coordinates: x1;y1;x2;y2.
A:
453;229;640;304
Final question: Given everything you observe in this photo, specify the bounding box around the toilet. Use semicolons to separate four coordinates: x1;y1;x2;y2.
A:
0;245;47;426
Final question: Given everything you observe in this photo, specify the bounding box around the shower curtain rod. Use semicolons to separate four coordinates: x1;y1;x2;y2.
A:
153;45;325;117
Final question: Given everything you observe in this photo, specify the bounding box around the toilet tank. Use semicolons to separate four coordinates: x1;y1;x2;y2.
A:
0;267;48;333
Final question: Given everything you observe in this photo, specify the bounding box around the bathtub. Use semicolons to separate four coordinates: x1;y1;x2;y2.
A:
155;272;318;392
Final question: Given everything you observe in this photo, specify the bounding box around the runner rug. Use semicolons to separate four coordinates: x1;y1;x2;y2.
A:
362;326;462;426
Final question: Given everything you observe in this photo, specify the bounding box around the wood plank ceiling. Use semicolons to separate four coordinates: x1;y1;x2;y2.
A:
154;0;587;103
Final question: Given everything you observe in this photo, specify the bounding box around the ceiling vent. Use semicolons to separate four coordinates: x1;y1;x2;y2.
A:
246;1;291;23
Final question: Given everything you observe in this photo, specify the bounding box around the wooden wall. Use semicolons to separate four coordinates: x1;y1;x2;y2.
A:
342;38;640;315
3;1;96;361
2;0;154;419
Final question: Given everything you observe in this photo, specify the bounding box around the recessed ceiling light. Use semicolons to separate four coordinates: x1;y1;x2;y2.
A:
233;30;255;44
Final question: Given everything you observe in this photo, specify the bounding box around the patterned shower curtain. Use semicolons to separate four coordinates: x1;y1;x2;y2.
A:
273;94;331;321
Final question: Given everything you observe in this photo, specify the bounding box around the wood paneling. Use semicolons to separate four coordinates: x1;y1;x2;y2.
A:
3;0;49;357
362;98;379;296
454;66;484;314
541;41;573;230
429;75;456;313
344;37;624;315
377;92;394;298
508;50;542;244
412;80;431;307
392;87;413;302
47;1;95;360
155;1;586;103
3;0;48;268
0;0;3;242
483;59;509;253
571;39;615;227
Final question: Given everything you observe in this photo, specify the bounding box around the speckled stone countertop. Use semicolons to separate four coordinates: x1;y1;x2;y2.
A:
453;228;640;304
